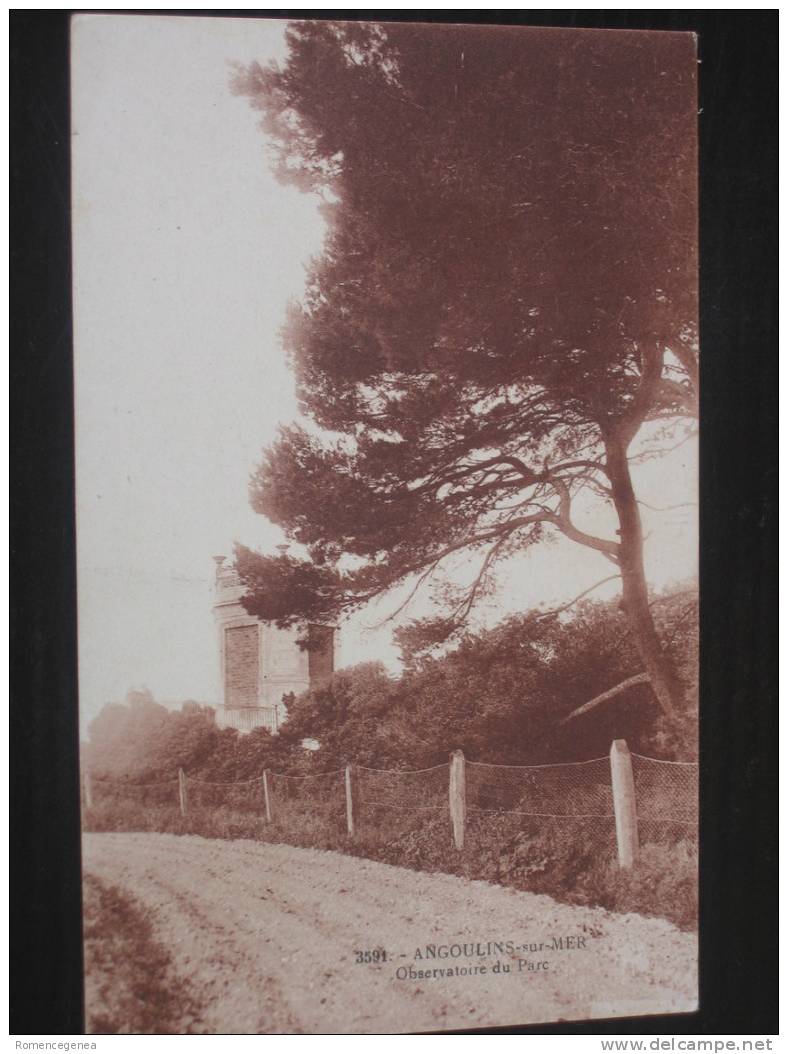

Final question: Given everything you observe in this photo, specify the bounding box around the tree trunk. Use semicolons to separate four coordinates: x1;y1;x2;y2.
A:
605;436;681;719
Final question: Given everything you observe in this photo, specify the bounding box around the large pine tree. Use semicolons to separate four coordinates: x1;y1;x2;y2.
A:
232;21;698;719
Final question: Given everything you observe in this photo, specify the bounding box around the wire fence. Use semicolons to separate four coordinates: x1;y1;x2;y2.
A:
89;776;179;808
83;741;698;866
353;763;451;845
631;751;698;847
183;774;265;813
267;769;346;829
464;755;618;852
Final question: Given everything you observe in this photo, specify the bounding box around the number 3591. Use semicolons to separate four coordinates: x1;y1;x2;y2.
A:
355;949;388;963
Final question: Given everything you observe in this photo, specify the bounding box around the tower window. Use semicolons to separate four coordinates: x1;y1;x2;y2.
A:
224;624;259;708
307;625;335;684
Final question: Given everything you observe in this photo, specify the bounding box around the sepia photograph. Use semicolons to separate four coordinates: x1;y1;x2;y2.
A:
71;14;700;1035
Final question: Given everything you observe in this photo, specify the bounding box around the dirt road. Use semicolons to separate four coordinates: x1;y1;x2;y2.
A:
83;832;697;1034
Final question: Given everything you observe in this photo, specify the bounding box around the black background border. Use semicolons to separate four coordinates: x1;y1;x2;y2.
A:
9;9;778;1036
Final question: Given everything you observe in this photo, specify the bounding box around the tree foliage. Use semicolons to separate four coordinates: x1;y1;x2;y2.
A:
84;689;221;781
279;586;698;767
231;22;698;718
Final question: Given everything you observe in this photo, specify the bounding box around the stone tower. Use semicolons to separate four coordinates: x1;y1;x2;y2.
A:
212;556;336;733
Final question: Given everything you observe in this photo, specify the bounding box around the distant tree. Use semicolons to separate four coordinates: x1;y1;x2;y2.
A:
232;21;698;720
125;686;156;708
85;688;169;776
85;692;218;779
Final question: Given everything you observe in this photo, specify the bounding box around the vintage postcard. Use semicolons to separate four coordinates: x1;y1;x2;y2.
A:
72;14;699;1034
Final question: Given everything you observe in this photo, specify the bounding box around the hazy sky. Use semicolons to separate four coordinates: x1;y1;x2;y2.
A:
72;15;697;731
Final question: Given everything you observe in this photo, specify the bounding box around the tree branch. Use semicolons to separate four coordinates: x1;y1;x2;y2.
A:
637;499;698;512
671;344;699;399
351;510;555;612
535;574;621;620
628;430;698;463
550;458;611;480
657;377;698;417
549;477;620;561
450;532;510;624
559;672;651;724
366;556;444;628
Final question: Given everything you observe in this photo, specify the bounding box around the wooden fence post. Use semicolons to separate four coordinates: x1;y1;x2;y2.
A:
449;750;466;850
178;768;188;816
262;769;272;823
610;739;639;868
83;771;93;809
345;765;355;837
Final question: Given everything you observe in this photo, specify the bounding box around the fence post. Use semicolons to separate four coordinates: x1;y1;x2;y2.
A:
262;769;272;823
449;750;466;850
610;739;639;868
178;768;188;816
83;771;93;809
345;765;355;837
